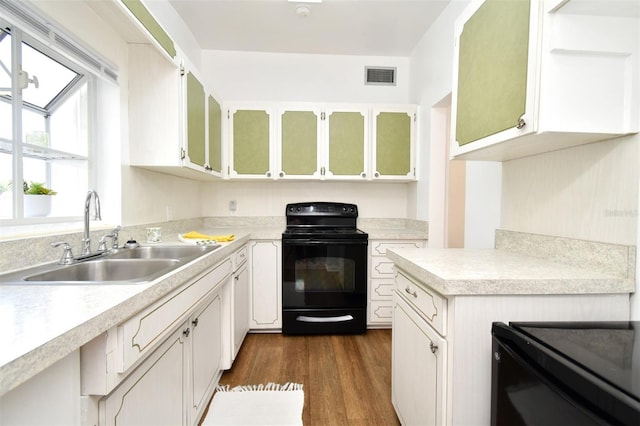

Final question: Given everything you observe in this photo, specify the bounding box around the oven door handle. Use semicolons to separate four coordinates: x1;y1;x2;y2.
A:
282;239;367;246
296;315;354;323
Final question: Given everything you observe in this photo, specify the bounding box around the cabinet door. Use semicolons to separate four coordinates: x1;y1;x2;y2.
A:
372;107;416;180
208;95;223;175
324;107;369;180
249;240;281;329
100;326;186;426
452;0;534;151
190;292;222;425
228;106;274;178
185;71;206;169
392;294;446;426
128;44;181;168
278;106;322;179
233;263;250;357
121;0;176;59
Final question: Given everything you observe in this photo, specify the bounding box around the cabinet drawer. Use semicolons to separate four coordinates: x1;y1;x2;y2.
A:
371;256;395;278
395;271;447;336
370;278;394;300
371;240;425;256
369;300;393;324
232;245;248;270
118;258;232;372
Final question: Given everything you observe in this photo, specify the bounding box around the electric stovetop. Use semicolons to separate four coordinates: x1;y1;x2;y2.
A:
511;321;640;403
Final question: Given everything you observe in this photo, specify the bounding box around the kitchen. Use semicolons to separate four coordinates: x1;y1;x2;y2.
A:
0;0;638;425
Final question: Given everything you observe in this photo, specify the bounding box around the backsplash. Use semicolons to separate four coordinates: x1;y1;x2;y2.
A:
0;218;204;274
495;229;636;281
0;216;428;273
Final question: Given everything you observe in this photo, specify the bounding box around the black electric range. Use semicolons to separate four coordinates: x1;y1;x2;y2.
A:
492;321;640;425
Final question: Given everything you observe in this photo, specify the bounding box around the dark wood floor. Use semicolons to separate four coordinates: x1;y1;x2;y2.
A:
213;329;400;426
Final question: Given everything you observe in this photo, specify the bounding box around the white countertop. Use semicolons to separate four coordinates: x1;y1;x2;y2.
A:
387;248;634;296
0;231;253;397
0;224;426;396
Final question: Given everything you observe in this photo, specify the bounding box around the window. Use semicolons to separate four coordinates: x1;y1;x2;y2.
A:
0;19;93;222
0;0;120;225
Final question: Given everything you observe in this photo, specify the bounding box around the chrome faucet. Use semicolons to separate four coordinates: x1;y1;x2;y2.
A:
82;190;102;255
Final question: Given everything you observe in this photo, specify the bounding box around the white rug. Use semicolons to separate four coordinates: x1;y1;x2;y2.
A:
202;382;304;426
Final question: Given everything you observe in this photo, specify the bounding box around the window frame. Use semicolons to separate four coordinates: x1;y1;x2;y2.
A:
0;15;100;224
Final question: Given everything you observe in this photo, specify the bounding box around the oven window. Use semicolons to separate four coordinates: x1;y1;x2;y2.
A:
294;257;355;292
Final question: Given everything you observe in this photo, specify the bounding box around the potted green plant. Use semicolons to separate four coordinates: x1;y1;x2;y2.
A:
24;181;57;217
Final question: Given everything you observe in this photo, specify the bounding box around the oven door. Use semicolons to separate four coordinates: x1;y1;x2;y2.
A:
282;238;367;309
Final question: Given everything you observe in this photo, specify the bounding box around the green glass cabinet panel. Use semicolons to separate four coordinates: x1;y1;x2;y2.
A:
281;111;318;176
456;0;530;146
186;72;205;167
233;110;270;175
121;0;176;58
376;112;411;176
208;95;222;173
328;111;365;176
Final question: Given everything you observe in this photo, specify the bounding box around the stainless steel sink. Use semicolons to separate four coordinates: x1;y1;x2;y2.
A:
0;244;220;285
108;245;217;260
23;259;180;283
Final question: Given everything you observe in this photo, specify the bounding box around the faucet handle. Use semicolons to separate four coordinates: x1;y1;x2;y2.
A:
98;226;122;252
111;225;121;249
51;241;75;265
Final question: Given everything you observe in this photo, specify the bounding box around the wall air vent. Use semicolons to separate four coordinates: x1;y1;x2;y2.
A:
365;66;396;86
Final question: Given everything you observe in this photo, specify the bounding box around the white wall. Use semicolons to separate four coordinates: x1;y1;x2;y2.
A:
199;49;416;219
201;181;410;218
502;135;638;246
201;50;410;103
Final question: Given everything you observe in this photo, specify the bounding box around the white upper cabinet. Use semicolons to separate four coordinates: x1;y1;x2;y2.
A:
225;102;417;181
371;105;417;180
128;47;222;179
450;0;639;161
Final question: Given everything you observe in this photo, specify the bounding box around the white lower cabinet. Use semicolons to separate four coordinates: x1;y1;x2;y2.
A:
221;245;250;369
0;351;82;426
99;290;223;426
391;268;631;425
82;259;232;426
368;239;426;327
100;326;187;426
249;240;281;330
392;294;446;426
233;262;250;355
190;293;223;424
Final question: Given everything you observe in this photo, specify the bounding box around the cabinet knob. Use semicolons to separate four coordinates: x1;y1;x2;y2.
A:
374;172;380;178
430;342;438;354
279;171;285;178
516;117;526;129
183;327;190;337
360;172;367;178
192;318;199;327
266;171;272;178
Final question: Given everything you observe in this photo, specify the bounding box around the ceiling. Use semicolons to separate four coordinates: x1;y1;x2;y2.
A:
168;0;451;57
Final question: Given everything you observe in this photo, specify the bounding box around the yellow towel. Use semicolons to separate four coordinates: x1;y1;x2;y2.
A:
182;231;235;242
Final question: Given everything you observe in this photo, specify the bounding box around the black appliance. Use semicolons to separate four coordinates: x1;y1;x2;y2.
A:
282;202;368;335
491;321;640;426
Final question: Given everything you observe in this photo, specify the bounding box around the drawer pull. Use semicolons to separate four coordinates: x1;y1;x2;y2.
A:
430;342;438;354
192;318;199;327
405;286;418;298
183;327;190;337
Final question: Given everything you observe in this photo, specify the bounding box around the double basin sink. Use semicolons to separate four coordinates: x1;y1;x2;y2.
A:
0;245;220;285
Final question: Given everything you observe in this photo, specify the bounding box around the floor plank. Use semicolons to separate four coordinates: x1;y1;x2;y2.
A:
211;330;400;426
